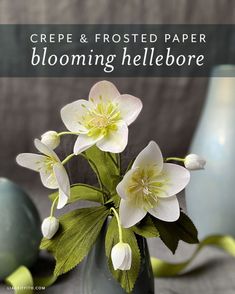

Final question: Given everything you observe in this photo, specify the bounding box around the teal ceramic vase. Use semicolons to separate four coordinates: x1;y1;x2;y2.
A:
186;65;235;240
81;221;154;294
0;178;41;280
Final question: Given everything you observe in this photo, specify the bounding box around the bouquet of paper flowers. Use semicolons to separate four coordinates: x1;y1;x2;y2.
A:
16;81;205;293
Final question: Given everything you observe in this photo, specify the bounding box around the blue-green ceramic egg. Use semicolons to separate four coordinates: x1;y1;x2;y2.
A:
0;178;41;280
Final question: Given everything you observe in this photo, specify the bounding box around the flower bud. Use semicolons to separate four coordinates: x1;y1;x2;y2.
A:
184;154;206;170
111;242;132;271
41;131;60;150
41;217;59;239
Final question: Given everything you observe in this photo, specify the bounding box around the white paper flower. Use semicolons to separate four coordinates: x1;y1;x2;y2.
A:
41;216;59;239
41;131;60;150
111;242;132;270
184;154;206;170
61;80;142;154
117;141;190;228
16;139;70;209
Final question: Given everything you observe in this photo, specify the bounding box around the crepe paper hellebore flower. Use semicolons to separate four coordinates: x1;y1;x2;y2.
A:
116;141;190;228
41;130;60;150
41;216;59;239
111;242;132;270
16;139;70;209
184;154;206;170
61;80;143;154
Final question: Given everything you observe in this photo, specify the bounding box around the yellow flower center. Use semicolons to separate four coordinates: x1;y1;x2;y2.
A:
82;99;121;138
127;166;168;210
37;157;57;175
45;158;56;172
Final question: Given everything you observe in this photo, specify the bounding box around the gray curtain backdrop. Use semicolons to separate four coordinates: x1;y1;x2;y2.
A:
1;0;235;189
0;1;235;293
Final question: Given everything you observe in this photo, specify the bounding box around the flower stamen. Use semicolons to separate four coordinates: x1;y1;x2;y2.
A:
127;166;168;210
82;100;121;138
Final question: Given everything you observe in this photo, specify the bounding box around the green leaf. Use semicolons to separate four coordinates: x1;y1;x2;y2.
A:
132;216;159;238
84;146;120;195
49;183;104;204
153;218;179;254
105;217;141;293
40;209;80;251
152;211;199;254
40;206;109;276
105;193;121;208
173;212;199;244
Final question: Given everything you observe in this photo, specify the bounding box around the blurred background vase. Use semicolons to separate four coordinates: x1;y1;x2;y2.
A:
0;178;41;280
186;65;235;240
81;221;154;294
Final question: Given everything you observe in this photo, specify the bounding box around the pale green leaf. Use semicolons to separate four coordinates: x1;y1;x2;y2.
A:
132;216;159;238
84;146;120;195
40;206;109;276
105;217;141;293
49;183;105;204
40;209;81;251
105;193;120;208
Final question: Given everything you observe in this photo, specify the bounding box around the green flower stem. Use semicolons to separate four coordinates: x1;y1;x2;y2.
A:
116;153;121;174
165;157;185;163
107;152;119;169
58;131;80;136
50;196;59;217
110;207;123;243
62;153;75;165
107;152;121;174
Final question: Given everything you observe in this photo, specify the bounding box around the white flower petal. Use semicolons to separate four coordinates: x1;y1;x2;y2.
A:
119;245;132;270
119;199;147;228
160;163;190;197
116;168;137;200
53;163;70;209
60;99;91;133
40;170;58;189
89;80;120;104
148;195;180;222
96;121;128;153
34;139;59;161
115;94;143;126
123;245;132;270
132;141;163;172
16;153;47;171
73;134;102;155
125;247;132;270
57;190;69;209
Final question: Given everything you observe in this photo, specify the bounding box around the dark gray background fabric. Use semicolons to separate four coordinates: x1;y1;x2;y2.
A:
0;1;235;293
